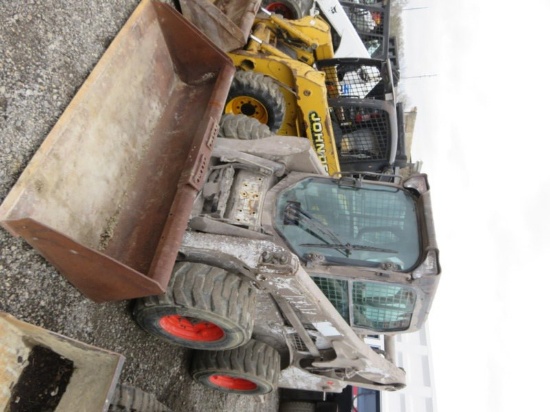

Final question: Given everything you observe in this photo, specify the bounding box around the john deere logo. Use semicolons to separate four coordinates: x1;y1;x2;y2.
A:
308;111;328;172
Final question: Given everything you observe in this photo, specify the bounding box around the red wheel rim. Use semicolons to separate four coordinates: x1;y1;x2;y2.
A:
265;2;296;19
159;315;224;342
209;374;258;391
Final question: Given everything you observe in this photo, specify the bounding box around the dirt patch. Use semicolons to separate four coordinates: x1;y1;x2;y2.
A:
9;345;74;412
98;207;122;251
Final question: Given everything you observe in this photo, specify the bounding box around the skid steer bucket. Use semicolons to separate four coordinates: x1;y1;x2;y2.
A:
177;0;261;52
0;0;235;302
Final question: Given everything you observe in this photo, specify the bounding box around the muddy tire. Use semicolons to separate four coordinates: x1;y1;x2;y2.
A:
279;401;317;412
108;384;172;412
225;70;285;132
262;0;314;19
133;262;256;350
219;114;272;139
191;339;280;395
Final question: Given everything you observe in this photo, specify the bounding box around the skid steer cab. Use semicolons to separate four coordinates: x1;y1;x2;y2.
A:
132;133;440;395
317;57;403;176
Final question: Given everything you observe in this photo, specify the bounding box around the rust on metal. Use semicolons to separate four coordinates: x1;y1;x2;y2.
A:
178;0;261;52
0;0;235;302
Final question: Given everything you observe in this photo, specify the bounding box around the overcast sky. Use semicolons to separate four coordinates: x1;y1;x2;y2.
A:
401;1;550;411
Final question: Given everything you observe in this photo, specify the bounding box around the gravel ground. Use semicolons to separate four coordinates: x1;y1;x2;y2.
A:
0;1;278;411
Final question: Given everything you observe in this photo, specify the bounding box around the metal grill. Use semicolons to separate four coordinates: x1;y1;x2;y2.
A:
312;277;350;323
339;0;388;59
351;188;410;243
318;59;392;165
352;282;415;332
289;333;309;352
322;61;386;100
312;276;415;332
332;108;390;162
303;182;410;243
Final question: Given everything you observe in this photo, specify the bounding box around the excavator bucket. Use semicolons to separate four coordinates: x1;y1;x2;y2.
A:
0;0;236;302
177;0;261;52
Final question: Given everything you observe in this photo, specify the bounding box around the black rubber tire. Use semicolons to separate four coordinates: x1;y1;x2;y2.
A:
262;0;314;19
219;114;272;139
133;262;256;350
279;401;317;412
191;339;281;395
108;384;172;412
225;70;285;132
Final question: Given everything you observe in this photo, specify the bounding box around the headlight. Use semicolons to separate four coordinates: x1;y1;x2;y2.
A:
404;174;429;194
411;249;439;279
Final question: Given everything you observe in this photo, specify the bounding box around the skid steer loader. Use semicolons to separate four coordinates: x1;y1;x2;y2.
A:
178;0;343;175
262;0;406;175
225;9;343;176
258;0;404;178
190;0;402;179
0;0;440;397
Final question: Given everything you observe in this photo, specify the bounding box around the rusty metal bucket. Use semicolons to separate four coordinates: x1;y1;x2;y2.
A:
0;0;235;302
177;0;261;52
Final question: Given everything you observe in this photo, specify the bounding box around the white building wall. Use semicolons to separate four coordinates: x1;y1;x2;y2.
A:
380;322;437;412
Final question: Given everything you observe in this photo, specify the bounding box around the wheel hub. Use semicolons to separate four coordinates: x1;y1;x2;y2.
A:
209;374;258;391
265;2;296;19
159;315;225;342
225;96;269;124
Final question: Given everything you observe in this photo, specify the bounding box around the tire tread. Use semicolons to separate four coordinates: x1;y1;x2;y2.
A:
132;262;255;349
108;384;172;412
227;71;285;132
191;340;280;395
